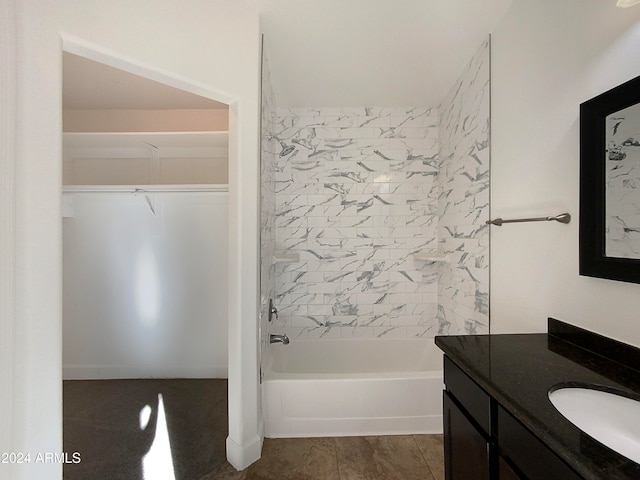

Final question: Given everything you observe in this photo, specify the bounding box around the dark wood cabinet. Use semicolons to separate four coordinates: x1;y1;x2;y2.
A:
443;356;583;480
443;391;490;480
498;406;581;480
498;456;523;480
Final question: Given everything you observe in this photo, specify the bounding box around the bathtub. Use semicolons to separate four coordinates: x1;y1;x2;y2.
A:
262;338;443;438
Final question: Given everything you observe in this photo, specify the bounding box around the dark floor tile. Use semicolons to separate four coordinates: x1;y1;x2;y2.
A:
413;434;444;480
245;438;340;480
197;461;248;480
334;435;434;480
63;379;229;480
65;380;445;480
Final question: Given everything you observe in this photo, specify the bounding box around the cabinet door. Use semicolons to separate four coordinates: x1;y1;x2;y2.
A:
443;391;490;480
499;456;524;480
498;406;582;480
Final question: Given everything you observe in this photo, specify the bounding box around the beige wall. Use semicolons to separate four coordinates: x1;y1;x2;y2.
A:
491;0;640;342
62;131;229;185
63;108;229;132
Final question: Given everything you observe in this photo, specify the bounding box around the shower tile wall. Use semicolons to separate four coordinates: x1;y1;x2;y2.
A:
270;107;441;339
260;49;278;352
437;37;490;335
265;38;490;341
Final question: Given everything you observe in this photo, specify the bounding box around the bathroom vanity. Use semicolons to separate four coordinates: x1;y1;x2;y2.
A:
435;319;640;480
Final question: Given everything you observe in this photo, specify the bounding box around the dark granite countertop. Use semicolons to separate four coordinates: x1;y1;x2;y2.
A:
435;319;640;480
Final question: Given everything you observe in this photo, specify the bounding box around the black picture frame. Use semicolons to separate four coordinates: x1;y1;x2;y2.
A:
580;74;640;284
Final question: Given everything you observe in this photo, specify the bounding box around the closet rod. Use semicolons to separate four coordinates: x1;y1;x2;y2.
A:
486;213;571;226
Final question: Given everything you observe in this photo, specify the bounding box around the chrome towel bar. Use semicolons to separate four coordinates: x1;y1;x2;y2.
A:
486;213;571;226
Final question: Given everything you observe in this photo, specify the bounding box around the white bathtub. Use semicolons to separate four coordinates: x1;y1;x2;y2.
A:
262;338;444;438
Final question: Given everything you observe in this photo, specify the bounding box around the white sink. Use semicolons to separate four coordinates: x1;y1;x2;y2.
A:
548;387;640;464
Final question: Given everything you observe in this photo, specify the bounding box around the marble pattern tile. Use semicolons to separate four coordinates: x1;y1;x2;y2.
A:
437;37;490;335
271;107;441;340
264;40;490;340
260;49;278;353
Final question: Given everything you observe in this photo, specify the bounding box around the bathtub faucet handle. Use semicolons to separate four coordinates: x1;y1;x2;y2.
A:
269;299;278;322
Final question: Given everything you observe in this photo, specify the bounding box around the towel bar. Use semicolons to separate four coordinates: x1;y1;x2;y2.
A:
486;213;571;226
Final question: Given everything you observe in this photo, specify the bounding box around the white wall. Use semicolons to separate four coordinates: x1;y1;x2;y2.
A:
0;1;18;476
7;0;261;477
63;192;228;380
491;0;640;343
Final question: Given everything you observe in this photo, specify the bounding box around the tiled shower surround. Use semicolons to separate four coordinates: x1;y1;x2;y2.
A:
263;38;490;340
270;107;440;339
437;38;490;335
260;49;278;352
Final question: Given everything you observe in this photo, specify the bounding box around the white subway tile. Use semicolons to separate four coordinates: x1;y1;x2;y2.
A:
357;292;388;305
273;90;488;340
340;327;375;338
374;326;407;338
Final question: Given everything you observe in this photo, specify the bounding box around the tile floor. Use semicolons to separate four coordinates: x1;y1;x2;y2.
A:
63;379;444;480
238;435;444;480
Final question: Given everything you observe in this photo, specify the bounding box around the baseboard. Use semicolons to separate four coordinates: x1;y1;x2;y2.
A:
62;364;228;380
226;433;262;471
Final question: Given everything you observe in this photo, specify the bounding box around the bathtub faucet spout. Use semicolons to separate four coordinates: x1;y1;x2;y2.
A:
270;333;290;345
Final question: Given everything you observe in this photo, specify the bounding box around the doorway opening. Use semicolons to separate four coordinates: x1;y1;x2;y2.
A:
62;49;234;478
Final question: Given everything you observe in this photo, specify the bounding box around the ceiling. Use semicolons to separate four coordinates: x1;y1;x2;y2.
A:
63;0;516;110
257;0;515;107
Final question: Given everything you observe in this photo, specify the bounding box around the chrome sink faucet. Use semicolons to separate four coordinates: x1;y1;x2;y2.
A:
270;333;289;345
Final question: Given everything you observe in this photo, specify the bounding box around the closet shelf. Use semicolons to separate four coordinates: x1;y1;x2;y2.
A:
62;184;228;193
63;130;229;187
63;131;228;149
